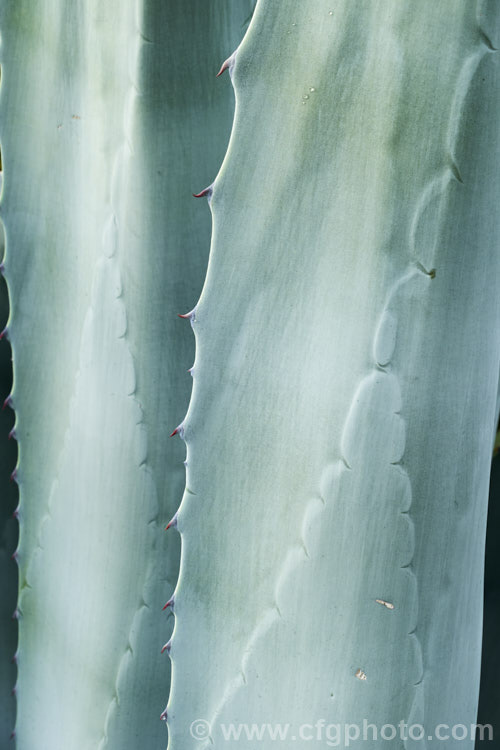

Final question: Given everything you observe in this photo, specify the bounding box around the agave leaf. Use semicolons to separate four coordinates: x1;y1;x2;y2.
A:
0;1;252;746
169;1;500;747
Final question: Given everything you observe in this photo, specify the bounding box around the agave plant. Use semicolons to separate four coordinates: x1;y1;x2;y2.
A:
1;0;499;748
0;1;253;746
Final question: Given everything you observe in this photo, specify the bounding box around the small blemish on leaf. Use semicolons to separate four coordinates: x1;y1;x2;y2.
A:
376;599;395;610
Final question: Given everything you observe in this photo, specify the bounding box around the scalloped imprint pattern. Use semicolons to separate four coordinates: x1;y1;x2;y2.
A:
165;2;500;749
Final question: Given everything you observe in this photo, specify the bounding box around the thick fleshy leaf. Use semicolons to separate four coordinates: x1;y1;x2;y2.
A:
0;1;252;747
169;2;500;748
